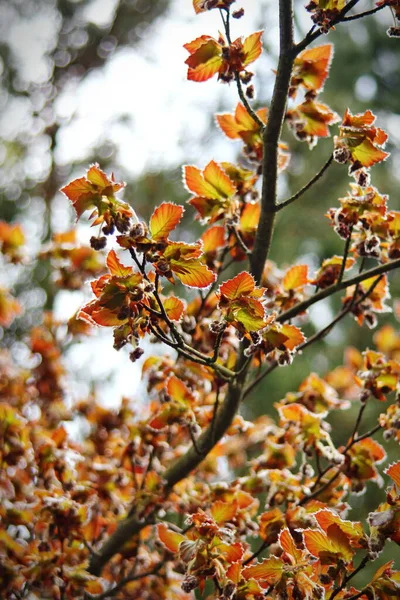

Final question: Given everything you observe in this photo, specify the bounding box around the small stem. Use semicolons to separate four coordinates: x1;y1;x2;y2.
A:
188;423;202;455
219;9;265;131
342;4;387;22
242;539;269;566
295;0;363;54
87;562;164;600
211;386;220;444
276;154;333;212
330;555;370;600
277;258;400;324
228;225;251;256
338;227;353;284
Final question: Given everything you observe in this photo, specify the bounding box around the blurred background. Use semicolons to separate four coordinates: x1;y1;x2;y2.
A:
1;0;399;580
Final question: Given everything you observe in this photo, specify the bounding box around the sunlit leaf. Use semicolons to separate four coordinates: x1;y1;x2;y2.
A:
149;203;184;241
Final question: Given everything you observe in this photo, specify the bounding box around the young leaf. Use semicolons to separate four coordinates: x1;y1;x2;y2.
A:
149;203;184;241
106;250;133;277
157;523;185;553
291;44;333;97
334;109;389;170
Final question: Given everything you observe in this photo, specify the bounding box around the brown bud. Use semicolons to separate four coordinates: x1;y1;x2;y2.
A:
90;236;107;250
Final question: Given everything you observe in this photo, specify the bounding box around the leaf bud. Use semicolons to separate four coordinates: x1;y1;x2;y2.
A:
278;349;294;366
115;215;131;233
90;236;107;250
232;8;244;19
182;316;196;333
240;71;253;85
130;222;147;239
302;463;314;478
383;428;394;441
157;259;171;273
354;168;370;188
333;146;351;164
209;320;227;334
244;344;257;357
181;574;199;593
130;288;145;301
129;347;144;362
117;305;131;320
246;85;255;99
102;223;115;235
334;223;351;240
387;26;400;37
144;283;155;293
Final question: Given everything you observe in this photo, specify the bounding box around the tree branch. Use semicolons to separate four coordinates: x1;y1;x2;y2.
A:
277;258;400;324
276;154;333;212
295;0;363;55
250;0;295;284
341;4;387;22
88;353;248;576
330;555;370;600
87;562;164;600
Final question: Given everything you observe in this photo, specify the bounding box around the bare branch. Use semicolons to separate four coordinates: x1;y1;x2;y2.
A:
276;154;334;212
342;4;387;22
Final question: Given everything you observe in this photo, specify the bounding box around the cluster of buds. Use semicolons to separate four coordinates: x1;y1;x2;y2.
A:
305;2;341;33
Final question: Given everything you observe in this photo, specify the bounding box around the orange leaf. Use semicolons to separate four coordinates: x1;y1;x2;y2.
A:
303;525;354;563
243;556;284;584
157;523;185;553
386;461;400;489
279;528;304;563
314;509;365;546
219;272;256;300
335;109;389;169
149;203;184;241
283;265;309;291
201;225;226;254
292;44;333;94
170;258;216;288
240;203;260;232
210;500;238;524
106;250;132;277
184;161;236;200
166;376;194;404
184;37;223;82
280;324;305;350
163;296;186;322
242;31;264;67
0;287;22;328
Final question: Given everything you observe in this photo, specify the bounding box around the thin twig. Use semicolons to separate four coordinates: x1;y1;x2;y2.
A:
87;562;164;600
242;539;269;566
276;154;334;212
338;227;353;284
295;0;363;54
330;555;370;600
188;423;202;455
211;386;220;445
228;225;251;256
219;9;265;129
277;257;400;324
342;4;386;22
